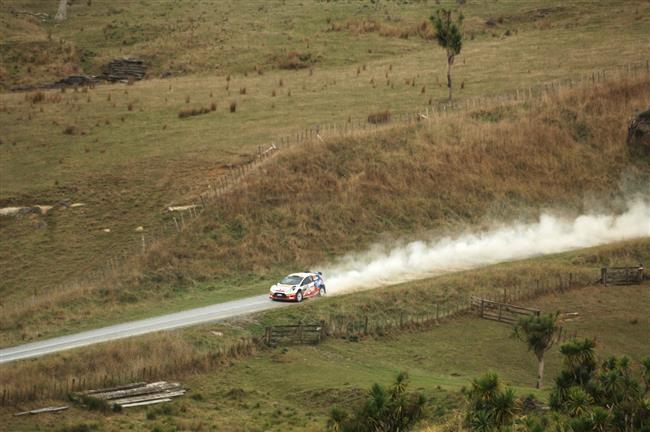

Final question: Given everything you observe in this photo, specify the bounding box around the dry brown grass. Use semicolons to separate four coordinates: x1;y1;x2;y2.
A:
178;106;211;119
328;18;436;41
0;332;259;404
3;238;648;405
2;76;649;347
367;110;391;124
140;76;650;283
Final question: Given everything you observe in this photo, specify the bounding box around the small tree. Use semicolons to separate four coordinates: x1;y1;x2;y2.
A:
513;313;560;389
641;356;650;395
465;372;517;431
327;372;425;432
430;8;464;102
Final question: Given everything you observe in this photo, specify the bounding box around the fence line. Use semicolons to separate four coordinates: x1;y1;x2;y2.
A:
0;267;632;406
2;60;647;348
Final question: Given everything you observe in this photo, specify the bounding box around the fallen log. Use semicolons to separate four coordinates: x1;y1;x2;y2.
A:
111;390;186;406
122;398;172;408
15;406;68;416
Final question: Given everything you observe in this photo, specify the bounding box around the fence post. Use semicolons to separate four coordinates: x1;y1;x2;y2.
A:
298;321;304;344
600;268;607;284
364;315;368;335
480;299;484;319
319;319;325;343
265;326;271;345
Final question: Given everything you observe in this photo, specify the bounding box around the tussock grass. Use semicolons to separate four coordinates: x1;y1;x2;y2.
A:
140;77;650;284
2;0;650;350
367;110;391;124
2;77;650;345
1;242;648;429
178;106;210;119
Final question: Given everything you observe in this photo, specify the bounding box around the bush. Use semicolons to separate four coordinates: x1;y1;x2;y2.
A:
368;110;391;124
63;125;82;135
327;372;424;432
178;106;211;118
229;101;237;113
272;51;315;70
26;91;45;104
78;394;110;412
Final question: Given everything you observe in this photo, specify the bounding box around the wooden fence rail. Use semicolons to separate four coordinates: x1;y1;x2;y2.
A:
265;321;325;345
600;266;645;285
470;296;540;324
0;267;627;407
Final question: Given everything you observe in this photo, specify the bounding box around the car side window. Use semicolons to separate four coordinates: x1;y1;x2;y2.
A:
301;277;311;286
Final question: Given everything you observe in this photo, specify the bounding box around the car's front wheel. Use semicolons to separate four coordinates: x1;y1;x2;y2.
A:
295;291;303;302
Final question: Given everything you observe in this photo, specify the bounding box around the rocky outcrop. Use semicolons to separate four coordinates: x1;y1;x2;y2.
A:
628;110;650;156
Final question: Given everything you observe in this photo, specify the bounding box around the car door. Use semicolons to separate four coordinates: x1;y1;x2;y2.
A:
301;276;314;296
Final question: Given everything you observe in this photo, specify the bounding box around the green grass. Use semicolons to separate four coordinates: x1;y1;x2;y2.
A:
1;0;649;325
3;281;648;431
2;72;650;346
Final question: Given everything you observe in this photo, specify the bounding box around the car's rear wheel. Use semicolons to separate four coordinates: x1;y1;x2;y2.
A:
295;291;303;302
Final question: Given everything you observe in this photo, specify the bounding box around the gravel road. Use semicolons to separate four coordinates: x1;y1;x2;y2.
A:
0;295;287;364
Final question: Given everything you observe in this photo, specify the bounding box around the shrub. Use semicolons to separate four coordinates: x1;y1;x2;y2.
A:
63;125;82;135
178;107;210;118
327;372;424;432
367;110;391;124
239;87;246;95
272;51;314;70
229;101;237;113
26;91;45;104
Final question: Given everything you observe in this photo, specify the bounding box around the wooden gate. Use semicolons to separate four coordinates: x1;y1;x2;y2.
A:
264;321;325;345
470;296;540;324
600;266;644;285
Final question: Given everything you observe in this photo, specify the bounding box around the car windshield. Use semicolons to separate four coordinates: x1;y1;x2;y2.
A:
280;275;303;285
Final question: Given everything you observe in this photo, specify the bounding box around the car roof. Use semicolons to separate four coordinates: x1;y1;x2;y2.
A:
286;272;316;278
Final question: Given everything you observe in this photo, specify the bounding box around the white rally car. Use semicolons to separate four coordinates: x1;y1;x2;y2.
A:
269;272;326;302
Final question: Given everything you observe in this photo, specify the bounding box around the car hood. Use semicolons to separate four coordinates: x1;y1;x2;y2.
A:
270;284;296;293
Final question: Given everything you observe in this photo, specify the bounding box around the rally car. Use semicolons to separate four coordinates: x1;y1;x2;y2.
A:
269;272;326;302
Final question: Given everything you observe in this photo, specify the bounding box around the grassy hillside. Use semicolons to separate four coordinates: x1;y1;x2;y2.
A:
1;0;649;327
2;0;649;88
2;75;650;346
2;276;648;431
2;240;649;395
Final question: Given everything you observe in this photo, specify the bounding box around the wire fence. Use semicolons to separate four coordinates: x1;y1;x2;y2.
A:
2;59;648;351
0;268;600;406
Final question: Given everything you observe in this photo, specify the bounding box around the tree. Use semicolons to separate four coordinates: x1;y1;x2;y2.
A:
328;372;425;432
559;338;597;387
641;356;650;395
513;313;560;389
465;372;517;431
430;8;464;102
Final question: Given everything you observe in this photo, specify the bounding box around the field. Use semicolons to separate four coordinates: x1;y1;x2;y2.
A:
2;70;650;347
1;1;650;324
2;272;648;431
2;1;650;430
